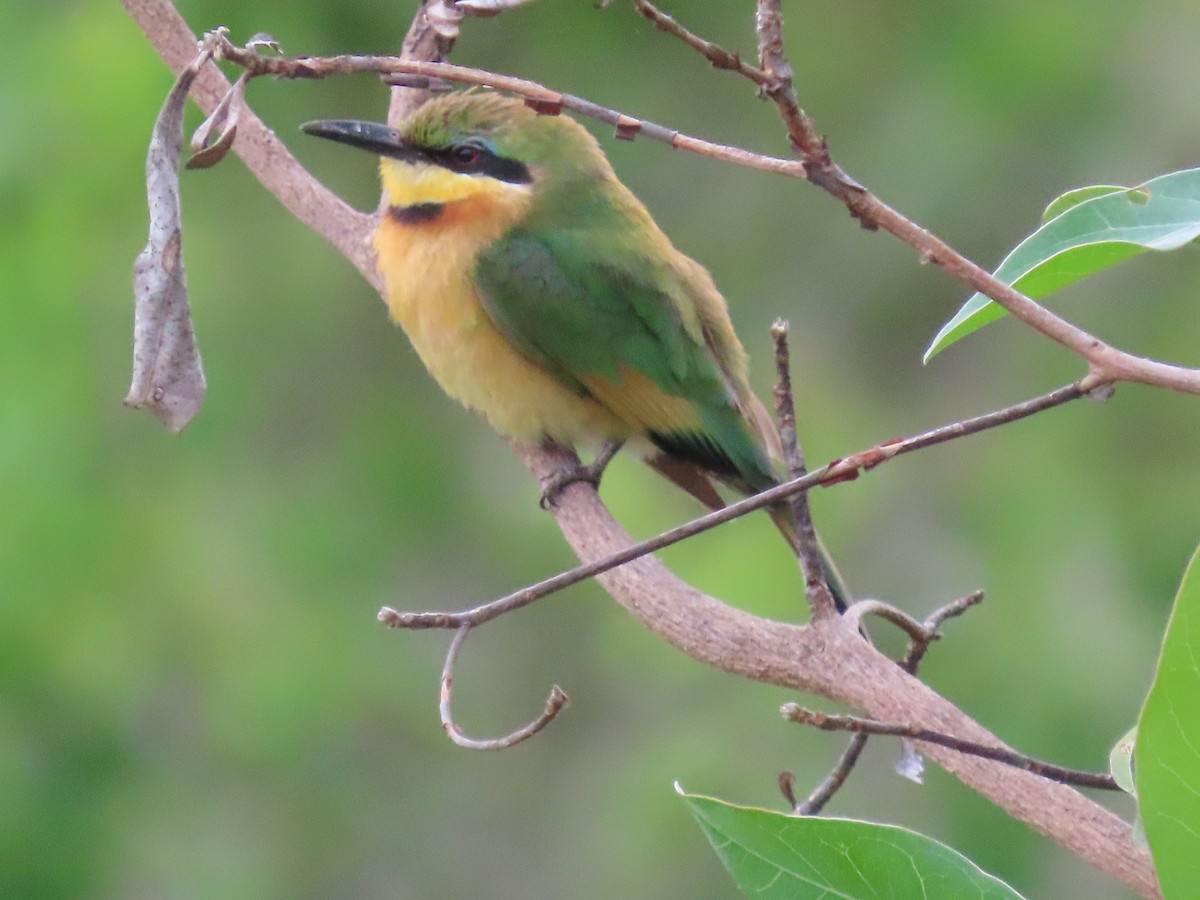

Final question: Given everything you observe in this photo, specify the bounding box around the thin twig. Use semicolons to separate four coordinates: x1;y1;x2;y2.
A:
438;625;569;750
632;0;827;164
210;37;809;179
381;384;1083;629
842;599;937;646
754;0;828;165
456;0;543;14
631;0;765;81
781;706;1121;791
771;321;837;619
792;733;869;815
902;590;984;674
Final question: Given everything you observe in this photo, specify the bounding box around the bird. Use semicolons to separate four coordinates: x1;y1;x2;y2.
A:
302;92;845;603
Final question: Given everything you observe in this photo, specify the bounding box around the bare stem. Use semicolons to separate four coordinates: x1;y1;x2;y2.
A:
903;590;985;674
843;600;937;646
771;321;837;619
209;37;809;179
632;0;828;164
754;0;828;164
630;3;1200;396
793;733;870;815
782;706;1121;791
438;625;569;750
631;0;766;82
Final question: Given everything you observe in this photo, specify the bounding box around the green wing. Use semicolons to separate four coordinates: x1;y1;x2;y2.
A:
473;229;776;490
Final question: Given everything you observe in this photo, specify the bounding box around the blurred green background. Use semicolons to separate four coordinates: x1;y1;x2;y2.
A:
3;1;1198;896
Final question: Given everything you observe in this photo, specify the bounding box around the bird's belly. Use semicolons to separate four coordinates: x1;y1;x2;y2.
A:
376;222;629;445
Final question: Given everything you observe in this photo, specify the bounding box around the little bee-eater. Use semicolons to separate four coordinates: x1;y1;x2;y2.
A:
303;92;837;583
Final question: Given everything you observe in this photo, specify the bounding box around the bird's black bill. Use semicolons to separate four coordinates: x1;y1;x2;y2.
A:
302;118;533;185
301;119;424;164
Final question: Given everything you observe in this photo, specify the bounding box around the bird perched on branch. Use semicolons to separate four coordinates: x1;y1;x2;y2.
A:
303;92;843;600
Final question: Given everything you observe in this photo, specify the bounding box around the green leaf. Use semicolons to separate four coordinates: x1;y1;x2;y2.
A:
678;786;1024;899
1108;726;1137;796
1136;541;1200;898
924;168;1200;362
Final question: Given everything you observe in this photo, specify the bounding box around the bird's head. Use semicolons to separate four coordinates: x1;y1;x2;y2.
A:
303;92;614;223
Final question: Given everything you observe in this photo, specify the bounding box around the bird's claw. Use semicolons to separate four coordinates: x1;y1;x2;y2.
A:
539;439;624;509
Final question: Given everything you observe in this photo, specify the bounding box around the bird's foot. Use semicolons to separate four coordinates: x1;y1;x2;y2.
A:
539;439;624;509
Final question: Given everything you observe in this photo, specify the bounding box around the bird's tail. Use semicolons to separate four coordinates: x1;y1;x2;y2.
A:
766;502;851;613
647;452;851;612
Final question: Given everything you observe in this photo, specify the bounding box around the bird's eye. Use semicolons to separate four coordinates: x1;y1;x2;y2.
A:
453;145;481;167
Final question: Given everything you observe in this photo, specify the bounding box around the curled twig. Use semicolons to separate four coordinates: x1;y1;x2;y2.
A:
438;625;569;750
781;706;1120;791
842;599;938;646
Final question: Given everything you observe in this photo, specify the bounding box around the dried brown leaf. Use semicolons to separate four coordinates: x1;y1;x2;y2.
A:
186;71;246;169
125;50;209;432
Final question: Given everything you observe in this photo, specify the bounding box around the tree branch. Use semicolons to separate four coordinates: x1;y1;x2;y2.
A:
753;0;828;165
522;442;1153;896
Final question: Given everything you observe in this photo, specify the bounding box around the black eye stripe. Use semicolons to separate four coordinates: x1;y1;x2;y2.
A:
425;144;532;185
